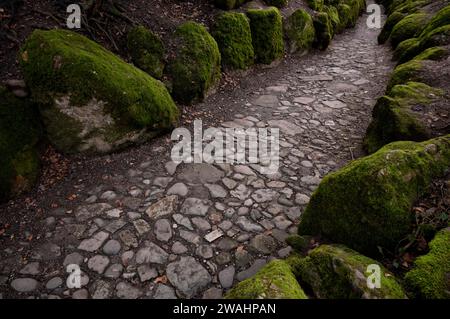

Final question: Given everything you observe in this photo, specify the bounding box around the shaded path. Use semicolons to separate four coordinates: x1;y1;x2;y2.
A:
0;12;393;299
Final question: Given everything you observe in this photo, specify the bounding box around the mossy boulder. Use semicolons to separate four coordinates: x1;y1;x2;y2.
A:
293;245;407;299
387;60;424;90
20;29;179;154
247;8;284;64
212;12;254;70
264;0;288;8
390;13;429;48
412;46;450;61
0;87;42;202
166;21;221;104
404;227;450;299
378;11;407;44
127;26;165;79
298;136;450;256
323;5;343;35
364;82;443;153
225;259;307;299
419;5;450;37
393;37;419;61
307;0;324;11
337;4;352;29
312;12;333;50
284;9;316;54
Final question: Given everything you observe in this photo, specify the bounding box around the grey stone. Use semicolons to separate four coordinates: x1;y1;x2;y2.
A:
230;184;251;200
102;239;121;255
236;216;263;233
172;241;188;254
249;234;277;254
323;100;346;109
91;280;112;299
205;184;227;198
78;231;109;252
219;266;235;289
116;282;142;299
153;177;173;188
267;120;303;135
100;191;117;200
273;215;293;230
11;278;38;292
178;163;224;184
251;189;277;203
192;217;211;232
46;277;63;290
196;245;214;259
32;243;61;260
118;229;138;248
167;257;211;298
154;284;177;299
19;262;40;275
179;229;201;245
167;183;188;197
173;214;193;230
137;265;158;282
202;287;223;299
154;219;173;242
181;198;211;216
136;243;168;264
104;263;123;278
253;95;278;107
295;193;310;205
217;237;238;251
72;289;89;299
88;255;110;274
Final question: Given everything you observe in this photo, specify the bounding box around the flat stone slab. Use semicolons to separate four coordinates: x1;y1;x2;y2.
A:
167;257;211;298
253;95;279;107
178;163;224;184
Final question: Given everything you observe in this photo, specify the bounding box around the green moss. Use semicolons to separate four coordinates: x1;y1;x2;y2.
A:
0;87;42;202
313;12;333;50
286;234;311;252
418;24;450;51
225;260;307;299
298;135;450;256
247;8;284;64
337;4;352;29
390;13;429;48
378;11;407;44
264;0;288;7
404;227;450;298
127;26;165;79
306;0;324;11
419;5;450;37
295;245;407;299
284;9;316;54
412;46;449;61
20;29;179;153
387;60;424;91
364;82;443;153
167;21;221;104
393;37;419;61
212;12;254;70
323;5;342;34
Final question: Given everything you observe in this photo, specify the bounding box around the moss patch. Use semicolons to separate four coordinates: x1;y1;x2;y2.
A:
20;29;179;154
390;13;429;48
284;9;316;54
404;227;450;298
387;59;424;91
167;21;221;104
247;8;284;64
363;81;443;153
378;11;407;44
225;259;307;299
212;12;254;70
312;12;333;50
298;136;450;256
306;0;324;11
294;245;407;299
0;87;42;202
127;25;165;79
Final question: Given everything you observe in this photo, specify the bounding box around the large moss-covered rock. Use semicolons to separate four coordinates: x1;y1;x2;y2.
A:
390;13;429;48
225;260;307;299
364;82;443;153
323;5;343;35
419;5;450;37
378;11;407;44
127;26;165;79
307;0;324;11
404;227;450;299
167;21;221;104
0;87;42;202
212;12;254;70
20;29;179;154
247;8;284;64
284;9;316;54
387;60;424;90
298;136;450;256
312;12;333;50
293;245;407;299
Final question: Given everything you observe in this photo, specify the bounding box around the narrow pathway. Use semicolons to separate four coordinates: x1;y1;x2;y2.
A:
0;12;394;299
